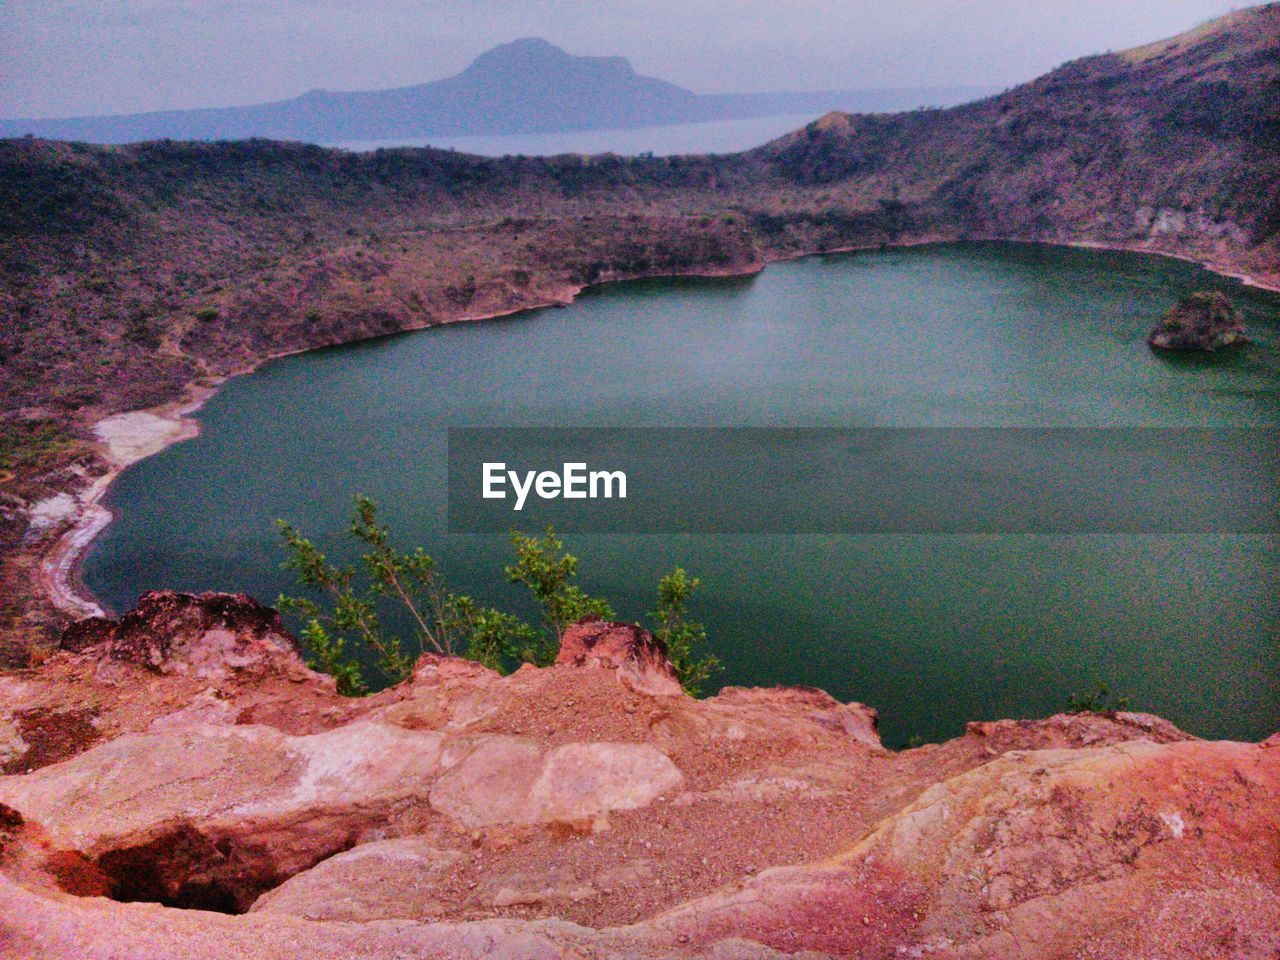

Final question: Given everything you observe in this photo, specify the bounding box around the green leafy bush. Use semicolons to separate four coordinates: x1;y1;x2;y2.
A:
277;501;718;697
277;496;531;691
506;527;614;664
650;566;719;696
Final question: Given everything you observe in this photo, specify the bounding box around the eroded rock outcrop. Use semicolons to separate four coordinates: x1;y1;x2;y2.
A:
1148;290;1250;352
1;593;1277;958
555;619;683;696
60;591;314;682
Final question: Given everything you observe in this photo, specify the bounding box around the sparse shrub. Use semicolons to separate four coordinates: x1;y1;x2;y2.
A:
26;645;55;668
194;306;220;322
0;418;79;476
277;506;717;696
299;620;366;696
1067;683;1131;715
506;527;614;664
276;496;529;691
650;566;720;696
123;310;162;348
445;276;478;306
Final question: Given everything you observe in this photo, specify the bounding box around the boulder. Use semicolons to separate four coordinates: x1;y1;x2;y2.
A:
59;616;116;653
528;741;684;824
0;873;584;960
0;720;448;912
712;685;882;749
964;709;1193;750
249;837;465;920
555;620;682;696
1148;290;1249;352
639;739;1280;958
428;736;683;828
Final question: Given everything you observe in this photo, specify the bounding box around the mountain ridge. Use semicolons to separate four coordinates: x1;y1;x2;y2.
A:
0;37;989;144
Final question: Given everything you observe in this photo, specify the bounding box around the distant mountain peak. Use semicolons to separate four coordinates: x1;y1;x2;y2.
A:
499;37;568;54
479;37;568;58
467;37;576;68
462;37;637;81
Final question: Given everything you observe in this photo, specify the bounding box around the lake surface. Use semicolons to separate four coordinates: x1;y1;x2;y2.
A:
84;243;1280;745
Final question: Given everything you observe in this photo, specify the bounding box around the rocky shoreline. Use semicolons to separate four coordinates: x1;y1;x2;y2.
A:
27;254;765;621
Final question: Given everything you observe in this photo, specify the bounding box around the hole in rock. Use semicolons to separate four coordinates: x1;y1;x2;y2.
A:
91;825;327;915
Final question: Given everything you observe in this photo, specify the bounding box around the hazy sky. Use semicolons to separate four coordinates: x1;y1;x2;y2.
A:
0;0;1249;119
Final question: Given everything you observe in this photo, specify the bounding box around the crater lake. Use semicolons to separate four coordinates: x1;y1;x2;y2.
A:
83;242;1280;746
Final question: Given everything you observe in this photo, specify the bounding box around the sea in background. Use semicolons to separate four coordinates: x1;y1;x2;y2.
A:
326;86;994;155
84;242;1280;746
328;113;817;155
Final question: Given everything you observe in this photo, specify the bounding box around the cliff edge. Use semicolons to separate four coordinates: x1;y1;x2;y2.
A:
1;593;1276;958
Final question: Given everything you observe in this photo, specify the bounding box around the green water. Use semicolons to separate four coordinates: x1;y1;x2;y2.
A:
84;242;1280;745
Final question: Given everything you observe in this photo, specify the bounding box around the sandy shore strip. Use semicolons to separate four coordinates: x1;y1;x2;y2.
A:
36;407;205;618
